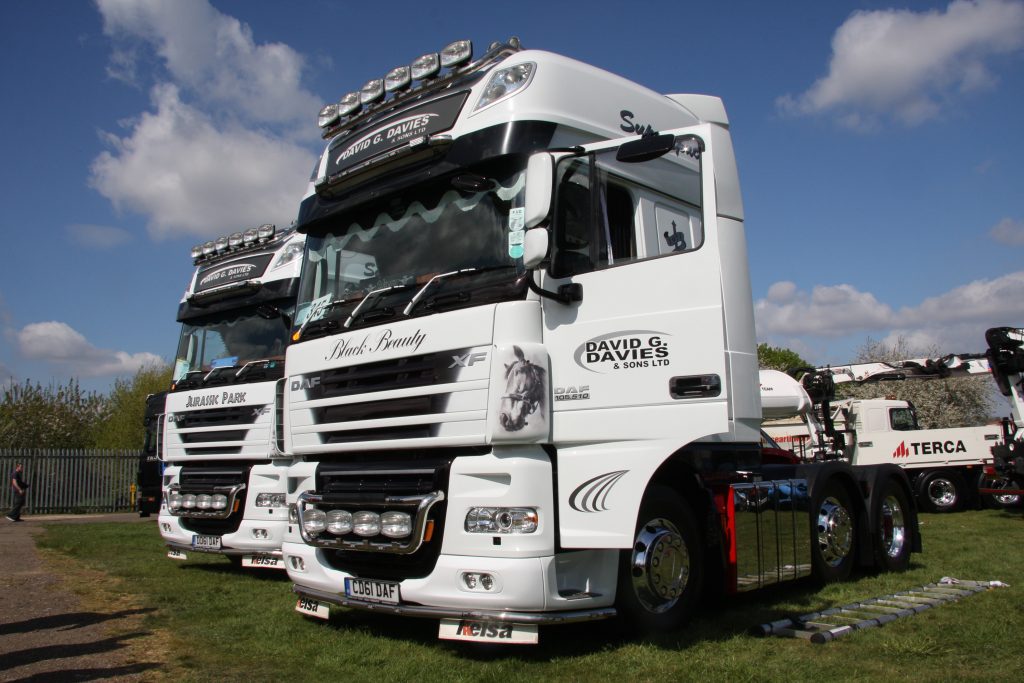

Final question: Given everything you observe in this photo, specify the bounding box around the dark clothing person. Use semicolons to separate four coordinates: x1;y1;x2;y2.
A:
7;464;27;522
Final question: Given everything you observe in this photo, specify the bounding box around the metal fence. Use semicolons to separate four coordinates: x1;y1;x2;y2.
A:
0;448;141;515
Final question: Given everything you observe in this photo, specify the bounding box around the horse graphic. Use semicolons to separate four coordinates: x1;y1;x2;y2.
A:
499;346;546;432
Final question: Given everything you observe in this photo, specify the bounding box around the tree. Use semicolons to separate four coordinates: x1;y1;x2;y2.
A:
91;364;172;449
757;343;808;372
0;379;107;448
836;337;994;429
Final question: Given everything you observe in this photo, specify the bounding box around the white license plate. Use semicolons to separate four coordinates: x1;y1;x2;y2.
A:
438;619;539;644
167;548;187;560
345;577;401;605
242;554;284;569
295;597;330;619
192;534;221;550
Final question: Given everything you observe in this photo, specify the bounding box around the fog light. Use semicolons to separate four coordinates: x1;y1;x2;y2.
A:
252;528;269;539
196;494;212;510
289;556;306;572
327;509;353;535
302;508;326;536
182;494;197;509
460;571;498;592
463;573;478;589
380;511;412;538
480;574;494;591
169;492;183;510
212;494;227;510
161;523;172;533
352;511;380;537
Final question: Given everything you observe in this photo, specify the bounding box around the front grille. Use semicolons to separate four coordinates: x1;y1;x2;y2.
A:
275;378;285;453
177;406;259;428
317;353;443;399
310;450;480;580
180;430;247;443
173;405;262;455
176;464;251;535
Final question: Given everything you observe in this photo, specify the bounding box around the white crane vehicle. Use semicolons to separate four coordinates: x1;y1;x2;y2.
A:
158;224;304;569
760;368;1006;512
280;38;920;645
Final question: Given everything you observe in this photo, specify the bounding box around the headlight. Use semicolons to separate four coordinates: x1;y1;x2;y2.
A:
211;494;228;510
352;511;380;537
380;511;412;538
255;493;286;508
326;509;353;535
474;62;535;112
302;508;327;536
465;507;538;534
272;241;304;269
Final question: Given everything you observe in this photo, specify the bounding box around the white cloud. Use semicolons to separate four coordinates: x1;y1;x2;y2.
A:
96;0;320;125
756;271;1024;357
989;217;1024;245
90;84;313;240
777;0;1024;128
67;223;133;248
16;321;164;378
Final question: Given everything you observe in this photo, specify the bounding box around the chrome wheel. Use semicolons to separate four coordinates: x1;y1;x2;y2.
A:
628;517;691;614
816;496;854;567
879;494;907;559
926;477;957;508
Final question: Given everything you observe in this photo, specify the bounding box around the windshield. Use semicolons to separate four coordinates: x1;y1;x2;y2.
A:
294;158;529;337
173;305;293;385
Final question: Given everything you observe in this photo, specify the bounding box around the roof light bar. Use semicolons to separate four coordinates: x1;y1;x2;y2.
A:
190;245;203;260
384;65;411;92
337;92;361;117
243;228;258;245
359;79;385;105
318;103;340;129
440;40;472;68
411;52;440;80
257;223;275;241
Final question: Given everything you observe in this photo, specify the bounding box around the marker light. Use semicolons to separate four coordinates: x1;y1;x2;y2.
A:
359;79;385;105
243;228;258;245
215;236;229;253
190;245;203;260
318;103;340;129
202;241;216;256
228;232;243;249
257;223;275;241
384;65;412;92
474;63;535;112
440;40;473;68
411;52;440;80
338;92;361;117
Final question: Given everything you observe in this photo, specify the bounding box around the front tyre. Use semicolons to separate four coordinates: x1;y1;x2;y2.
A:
873;478;912;572
811;478;857;582
615;486;703;633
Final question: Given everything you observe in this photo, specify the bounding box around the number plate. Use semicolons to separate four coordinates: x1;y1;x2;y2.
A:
295;597;330;619
167;548;187;560
345;577;401;605
191;534;221;550
242;554;284;569
438;619;539;644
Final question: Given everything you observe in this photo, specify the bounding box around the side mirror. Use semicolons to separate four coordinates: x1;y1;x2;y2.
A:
522;228;548;269
524;152;553;228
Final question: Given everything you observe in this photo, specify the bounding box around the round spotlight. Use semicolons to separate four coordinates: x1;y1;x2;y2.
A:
411;52;440;80
359;79;385;105
440;40;473;68
384;65;411;92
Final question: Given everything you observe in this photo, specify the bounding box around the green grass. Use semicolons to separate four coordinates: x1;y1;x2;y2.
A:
36;509;1024;682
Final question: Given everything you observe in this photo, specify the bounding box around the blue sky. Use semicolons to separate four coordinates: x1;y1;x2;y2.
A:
1;0;1022;395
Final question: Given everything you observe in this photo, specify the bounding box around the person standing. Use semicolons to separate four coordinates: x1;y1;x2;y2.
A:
6;462;27;522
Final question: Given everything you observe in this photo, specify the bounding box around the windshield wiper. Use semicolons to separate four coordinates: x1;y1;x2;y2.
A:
345;283;416;328
403;266;516;316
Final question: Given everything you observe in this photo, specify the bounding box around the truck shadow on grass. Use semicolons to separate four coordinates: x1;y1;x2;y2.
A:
0;632;162;678
0;608;156;636
314;576;894;660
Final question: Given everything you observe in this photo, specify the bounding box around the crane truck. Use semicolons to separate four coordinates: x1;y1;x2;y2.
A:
760;368;1006;512
979;326;1024;503
158;224;304;569
279;38;919;645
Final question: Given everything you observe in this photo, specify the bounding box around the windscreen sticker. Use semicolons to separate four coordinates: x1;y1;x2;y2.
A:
509;207;525;231
297;293;333;326
508;230;525;259
210;356;239;369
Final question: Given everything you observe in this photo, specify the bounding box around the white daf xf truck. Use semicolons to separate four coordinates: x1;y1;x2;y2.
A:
279;38;919;644
158;224;303;569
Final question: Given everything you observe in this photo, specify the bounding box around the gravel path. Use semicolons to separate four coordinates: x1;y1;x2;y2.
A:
0;514;163;682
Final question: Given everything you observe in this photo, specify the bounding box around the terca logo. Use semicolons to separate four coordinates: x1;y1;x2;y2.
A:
892;441;910;458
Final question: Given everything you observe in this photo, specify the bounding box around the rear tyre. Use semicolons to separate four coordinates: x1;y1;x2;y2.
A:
811;478;857;582
615;486;703;633
873;478;912;572
918;470;964;513
978;472;1022;509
